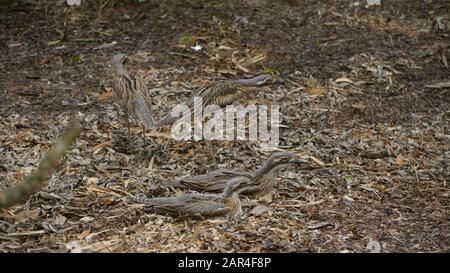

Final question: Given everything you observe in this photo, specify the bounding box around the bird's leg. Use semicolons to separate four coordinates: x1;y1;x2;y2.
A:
124;112;131;142
142;125;146;145
127;121;131;142
205;140;217;164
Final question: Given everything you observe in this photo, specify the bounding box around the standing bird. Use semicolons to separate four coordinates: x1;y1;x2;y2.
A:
130;177;253;219
111;53;155;142
156;74;283;127
168;152;306;198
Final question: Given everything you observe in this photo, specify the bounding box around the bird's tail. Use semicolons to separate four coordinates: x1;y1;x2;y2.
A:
128;195;162;206
155;112;178;127
134;94;156;129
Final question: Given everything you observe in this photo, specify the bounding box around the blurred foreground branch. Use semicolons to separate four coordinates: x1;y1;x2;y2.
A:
0;120;81;209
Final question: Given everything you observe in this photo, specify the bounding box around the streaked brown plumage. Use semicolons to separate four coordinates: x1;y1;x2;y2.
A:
169;152;306;198
131;177;252;219
156;74;282;127
111;53;155;140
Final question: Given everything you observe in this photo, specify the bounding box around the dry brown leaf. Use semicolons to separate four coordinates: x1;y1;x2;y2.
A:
98;91;113;102
250;204;270;216
307;222;331;229
101;197;115;206
351;103;365;110
335;77;354;84
395;154;406;166
259;192;273;204
307;87;327;96
307;155;325;166
8;209;41;221
91;142;110;153
53;214;67;226
78;229;91;240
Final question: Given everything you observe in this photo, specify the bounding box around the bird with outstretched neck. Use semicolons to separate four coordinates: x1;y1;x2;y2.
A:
168;152;306;199
111;53;155;143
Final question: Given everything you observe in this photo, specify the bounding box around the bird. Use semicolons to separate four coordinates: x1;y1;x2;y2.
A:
129;176;253;219
111;53;156;142
156;73;283;127
168;152;306;198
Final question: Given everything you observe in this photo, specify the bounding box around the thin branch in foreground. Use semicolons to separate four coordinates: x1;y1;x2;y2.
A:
0;122;81;209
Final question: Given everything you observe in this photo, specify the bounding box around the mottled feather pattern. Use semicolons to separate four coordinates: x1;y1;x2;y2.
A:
157;80;249;127
131;178;250;219
225;193;243;218
115;73;155;128
169;152;295;197
112;54;155;130
132;193;231;218
170;170;253;192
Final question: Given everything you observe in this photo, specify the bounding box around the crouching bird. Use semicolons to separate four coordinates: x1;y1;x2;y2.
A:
130;177;253;219
111;53;155;142
168;152;306;199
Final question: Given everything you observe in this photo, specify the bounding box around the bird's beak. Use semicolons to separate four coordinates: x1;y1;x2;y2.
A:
274;78;285;85
289;158;308;165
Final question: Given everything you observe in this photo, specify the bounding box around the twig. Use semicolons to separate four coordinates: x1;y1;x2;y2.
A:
0;120;81;209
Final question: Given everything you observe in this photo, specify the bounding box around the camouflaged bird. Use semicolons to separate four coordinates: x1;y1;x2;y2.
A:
168;152;306;198
111;53;155;140
156;74;282;127
131;177;253;219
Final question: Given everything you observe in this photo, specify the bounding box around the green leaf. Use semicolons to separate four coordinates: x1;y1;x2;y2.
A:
178;36;194;46
263;67;274;74
71;54;84;62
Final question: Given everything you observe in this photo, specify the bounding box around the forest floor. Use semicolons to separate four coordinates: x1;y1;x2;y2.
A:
0;0;448;252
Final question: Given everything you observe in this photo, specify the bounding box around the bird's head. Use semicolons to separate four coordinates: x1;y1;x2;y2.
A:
258;151;307;174
111;53;128;66
223;177;253;197
254;74;284;86
236;74;284;87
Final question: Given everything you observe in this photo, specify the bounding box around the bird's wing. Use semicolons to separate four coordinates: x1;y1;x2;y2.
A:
191;81;247;107
133;196;178;207
156;81;247;127
181;194;229;217
113;75;129;110
171;170;252;192
147;193;225;217
130;75;155;128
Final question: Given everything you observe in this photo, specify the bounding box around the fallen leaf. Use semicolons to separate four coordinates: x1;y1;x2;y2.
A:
53;214;67;226
79;216;94;223
66;241;83;253
259;193;273;204
86;177;99;185
395;154;406;166
307;155;325;166
425;81;450;89
366;240;381;253
335;77;354;84
78;229;91;240
101;197;115;206
307;221;330;229
307;87;327;96
11;209;41;221
98;91;113;102
250;204;270;216
91;142;110;153
351;103;365;110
